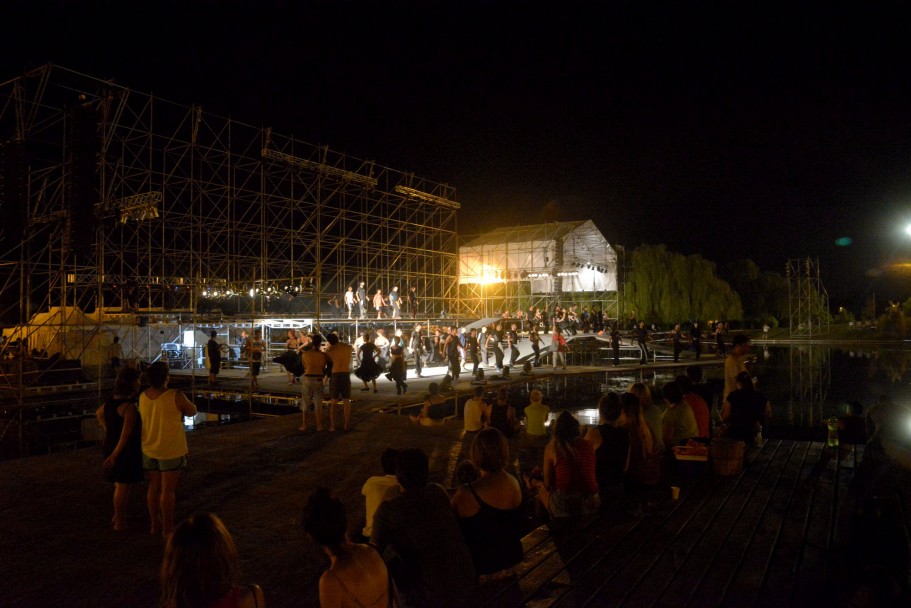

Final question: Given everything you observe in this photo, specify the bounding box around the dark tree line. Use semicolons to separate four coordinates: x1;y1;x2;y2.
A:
623;245;788;325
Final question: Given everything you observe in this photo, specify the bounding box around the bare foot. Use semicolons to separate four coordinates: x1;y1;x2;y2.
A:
298;426;307;432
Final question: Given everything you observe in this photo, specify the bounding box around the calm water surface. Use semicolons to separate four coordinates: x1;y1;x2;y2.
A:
557;344;911;440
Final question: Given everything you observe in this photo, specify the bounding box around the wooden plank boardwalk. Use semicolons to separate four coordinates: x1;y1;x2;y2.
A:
469;439;909;607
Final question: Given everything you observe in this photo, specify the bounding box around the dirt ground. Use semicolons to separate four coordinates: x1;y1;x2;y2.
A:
0;402;479;608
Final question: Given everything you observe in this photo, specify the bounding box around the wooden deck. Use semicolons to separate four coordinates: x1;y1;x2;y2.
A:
470;439;908;607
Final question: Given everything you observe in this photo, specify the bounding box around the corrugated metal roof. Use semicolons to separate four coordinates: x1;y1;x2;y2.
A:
461;220;591;247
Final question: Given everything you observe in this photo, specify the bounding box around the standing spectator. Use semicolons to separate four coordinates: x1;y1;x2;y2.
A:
344;285;356;319
551;325;567;370
361;448;400;540
661;381;699;447
371;448;475;607
325;333;354;432
524;389;550;438
161;512;265;608
356;281;367;319
635;321;650;365
299;334;329;432
109;335;124;373
463;386;490;433
96;367;143;531
584;392;630;510
690;321;702;361
451;428;524;581
527;411;600;523
139;361;197;537
247;329;265;389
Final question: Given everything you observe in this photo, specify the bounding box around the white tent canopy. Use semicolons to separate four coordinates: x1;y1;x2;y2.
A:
459;220;617;293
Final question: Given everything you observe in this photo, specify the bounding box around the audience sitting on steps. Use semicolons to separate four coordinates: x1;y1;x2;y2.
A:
370;448;475;607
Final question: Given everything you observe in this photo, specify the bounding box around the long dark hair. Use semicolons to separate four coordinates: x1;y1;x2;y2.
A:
620;392;654;460
161;513;239;608
550;410;581;463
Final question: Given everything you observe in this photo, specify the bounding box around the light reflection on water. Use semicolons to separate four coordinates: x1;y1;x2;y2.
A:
550;345;911;438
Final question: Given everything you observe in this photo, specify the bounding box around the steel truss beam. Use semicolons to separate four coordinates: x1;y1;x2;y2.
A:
0;64;460;325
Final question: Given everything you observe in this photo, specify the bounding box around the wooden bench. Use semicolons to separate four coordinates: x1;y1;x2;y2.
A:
465;439;890;607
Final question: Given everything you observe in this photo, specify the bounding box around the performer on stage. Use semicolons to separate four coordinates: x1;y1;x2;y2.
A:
373;289;387;319
344;286;356;319
410;323;426;378
407;286;419;318
357;281;367;319
389;286;401;318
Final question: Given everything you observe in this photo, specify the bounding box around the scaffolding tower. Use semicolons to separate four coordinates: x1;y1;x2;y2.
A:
0;64;460;331
786;258;830;338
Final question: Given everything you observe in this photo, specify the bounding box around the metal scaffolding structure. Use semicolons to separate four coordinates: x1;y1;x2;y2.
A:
0;64;460;336
786;258;830;338
457;220;618;318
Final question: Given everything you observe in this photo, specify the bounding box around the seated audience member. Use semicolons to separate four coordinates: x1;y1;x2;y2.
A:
721;371;772;443
412;382;449;426
161;512;265;608
463;386;490;432
686;364;716;410
676;375;710;438
371;448;475;607
527;411;600;524
454;460;479;487
584;392;630;509
661;381;699;447
304;488;391;608
361;448;400;540
619;392;662;497
488;387;520;439
451;428;524;582
524;389;550;438
628;382;664;454
838;401;868;445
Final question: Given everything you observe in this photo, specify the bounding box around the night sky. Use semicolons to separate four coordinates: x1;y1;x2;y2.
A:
5;1;911;310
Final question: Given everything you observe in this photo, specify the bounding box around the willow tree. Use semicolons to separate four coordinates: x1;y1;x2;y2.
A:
625;244;743;324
